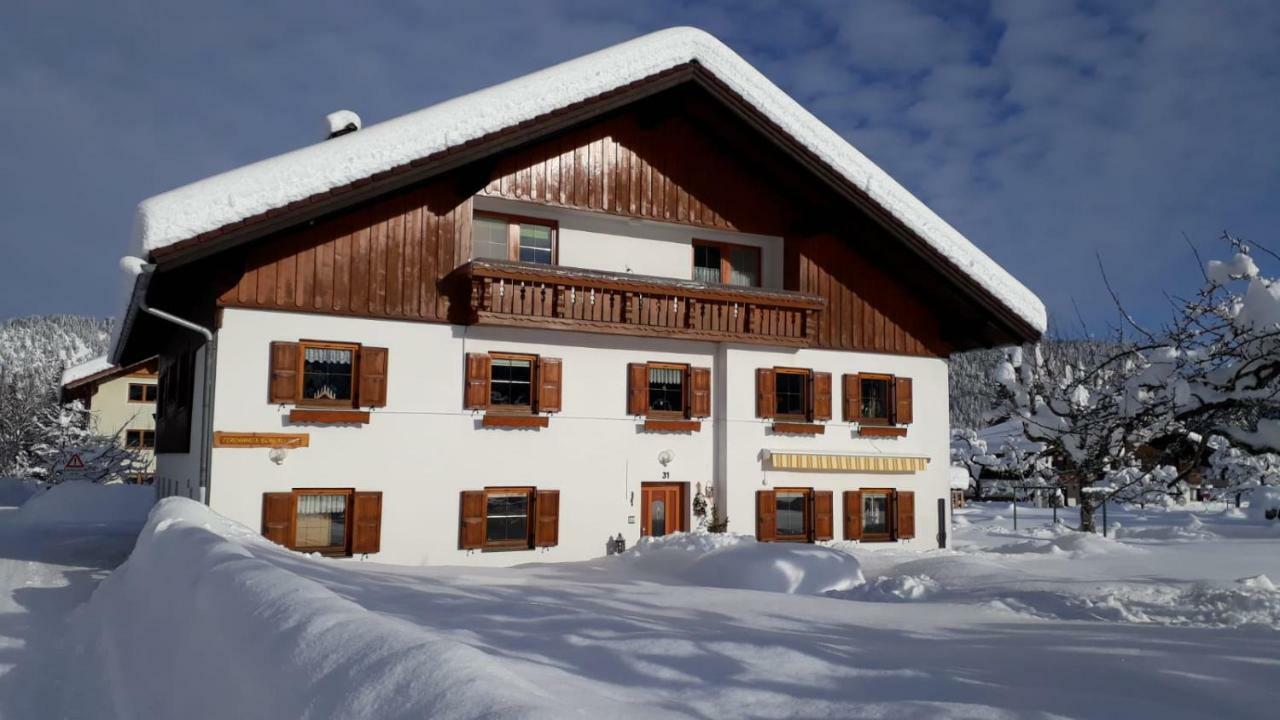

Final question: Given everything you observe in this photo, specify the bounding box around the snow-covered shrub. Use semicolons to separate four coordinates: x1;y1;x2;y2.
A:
1245;486;1280;523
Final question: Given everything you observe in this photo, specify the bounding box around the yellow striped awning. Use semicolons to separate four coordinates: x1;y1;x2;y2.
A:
766;451;929;473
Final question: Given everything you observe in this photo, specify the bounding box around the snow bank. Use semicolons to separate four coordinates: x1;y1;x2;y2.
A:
620;532;864;595
13;481;153;527
988;525;1144;558
1245;486;1280;522
837;574;940;602
0;477;43;507
125;27;1045;334
67;499;571;720
1114;514;1218;541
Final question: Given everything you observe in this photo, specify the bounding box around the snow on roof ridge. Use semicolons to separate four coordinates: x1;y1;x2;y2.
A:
61;354;113;387
130;26;1046;333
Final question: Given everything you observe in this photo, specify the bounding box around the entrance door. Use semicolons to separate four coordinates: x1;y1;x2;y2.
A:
640;483;686;537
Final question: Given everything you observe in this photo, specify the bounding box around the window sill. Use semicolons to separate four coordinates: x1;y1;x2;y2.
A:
771;422;825;435
287;409;371;425
642;419;702;433
482;414;549;429
858;426;907;438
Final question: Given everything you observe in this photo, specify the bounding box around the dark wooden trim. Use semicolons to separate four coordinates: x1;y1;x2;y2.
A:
287;408;371;425
858;426;907;438
771;422;824;435
642;419;701;433
482;414;549;429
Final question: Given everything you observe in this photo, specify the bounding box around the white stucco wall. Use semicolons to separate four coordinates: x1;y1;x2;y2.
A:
87;373;157;475
473;196;784;288
205;307;952;566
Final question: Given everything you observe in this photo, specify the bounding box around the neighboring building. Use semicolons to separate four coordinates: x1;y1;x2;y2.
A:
110;28;1044;565
61;355;159;483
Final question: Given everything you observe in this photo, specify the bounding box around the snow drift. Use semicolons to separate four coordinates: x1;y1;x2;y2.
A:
619;532;864;595
15;481;153;527
68;498;578;720
0;477;43;507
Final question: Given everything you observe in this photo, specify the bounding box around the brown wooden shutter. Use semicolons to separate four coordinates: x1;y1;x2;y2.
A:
464;354;491;410
842;374;861;422
268;342;300;404
811;372;832;422
357;347;389;408
627;363;649;416
756;489;776;541
813;491;834;541
351;491;383;554
688;366;711;419
894;377;914;425
843;490;863;540
536;357;563;413
459;490;486;549
895;490;916;539
534;489;560;547
755;368;776;419
261;492;295;547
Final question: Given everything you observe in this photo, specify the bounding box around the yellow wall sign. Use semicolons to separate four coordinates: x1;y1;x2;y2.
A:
212;432;310;449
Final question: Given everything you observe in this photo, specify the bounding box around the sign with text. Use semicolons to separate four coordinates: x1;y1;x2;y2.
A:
212;432;310;449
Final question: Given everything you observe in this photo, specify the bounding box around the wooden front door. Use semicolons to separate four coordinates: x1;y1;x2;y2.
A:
641;483;686;537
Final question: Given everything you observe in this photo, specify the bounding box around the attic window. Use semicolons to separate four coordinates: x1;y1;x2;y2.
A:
472;212;557;265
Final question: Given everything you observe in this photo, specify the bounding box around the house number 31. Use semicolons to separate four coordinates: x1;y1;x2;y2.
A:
662;471;670;479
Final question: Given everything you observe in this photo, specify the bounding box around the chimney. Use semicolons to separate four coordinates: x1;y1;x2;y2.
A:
325;110;361;140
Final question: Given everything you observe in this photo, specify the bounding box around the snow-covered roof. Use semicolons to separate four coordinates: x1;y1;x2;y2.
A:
128;27;1045;334
60;355;114;388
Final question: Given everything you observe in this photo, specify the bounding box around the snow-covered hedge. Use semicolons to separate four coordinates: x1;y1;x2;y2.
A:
619;532;864;595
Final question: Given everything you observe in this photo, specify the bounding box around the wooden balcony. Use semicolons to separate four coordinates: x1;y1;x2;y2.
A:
449;260;825;347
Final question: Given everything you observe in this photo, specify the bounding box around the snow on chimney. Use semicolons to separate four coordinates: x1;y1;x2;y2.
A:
325;110;361;140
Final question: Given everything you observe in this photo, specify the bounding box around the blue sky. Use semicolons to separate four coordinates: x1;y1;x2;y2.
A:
2;1;1277;336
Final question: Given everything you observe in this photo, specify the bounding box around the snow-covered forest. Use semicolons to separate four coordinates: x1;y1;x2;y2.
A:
0;315;111;476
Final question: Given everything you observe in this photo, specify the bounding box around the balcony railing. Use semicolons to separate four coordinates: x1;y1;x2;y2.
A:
449;260;824;347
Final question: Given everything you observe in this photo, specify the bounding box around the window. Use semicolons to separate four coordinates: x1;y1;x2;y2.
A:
774;369;809;420
860;376;891;424
125;430;155;449
156;347;196;453
261;489;383;557
128;383;157;403
842;374;912;428
484;489;531;548
460;487;560;551
627;363;711;421
489;354;534;409
465;353;561;417
647;364;685;416
775;490;809;540
269;341;388;410
757;488;833;543
301;342;356;405
295;491;350;552
472;212;557;265
862;491;891;538
843;489;914;542
692;240;761;287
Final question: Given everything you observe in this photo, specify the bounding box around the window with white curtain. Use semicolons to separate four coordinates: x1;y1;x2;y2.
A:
294;493;348;550
302;345;354;402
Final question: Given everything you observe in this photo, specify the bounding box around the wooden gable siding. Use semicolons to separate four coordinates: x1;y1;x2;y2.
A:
220;182;473;322
478;105;791;237
790;233;947;357
215;84;966;356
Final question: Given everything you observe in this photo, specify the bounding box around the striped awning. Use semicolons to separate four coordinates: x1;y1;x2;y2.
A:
767;451;929;473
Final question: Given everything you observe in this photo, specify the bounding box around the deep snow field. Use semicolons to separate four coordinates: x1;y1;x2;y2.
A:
1;482;1278;719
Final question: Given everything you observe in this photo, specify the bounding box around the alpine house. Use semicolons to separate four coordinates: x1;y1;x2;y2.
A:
111;27;1044;565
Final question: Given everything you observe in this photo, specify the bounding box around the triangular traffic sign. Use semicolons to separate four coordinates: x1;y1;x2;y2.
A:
65;453;85;469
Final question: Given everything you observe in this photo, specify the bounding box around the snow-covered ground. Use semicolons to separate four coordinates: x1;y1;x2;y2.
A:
3;488;1279;718
0;481;152;718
